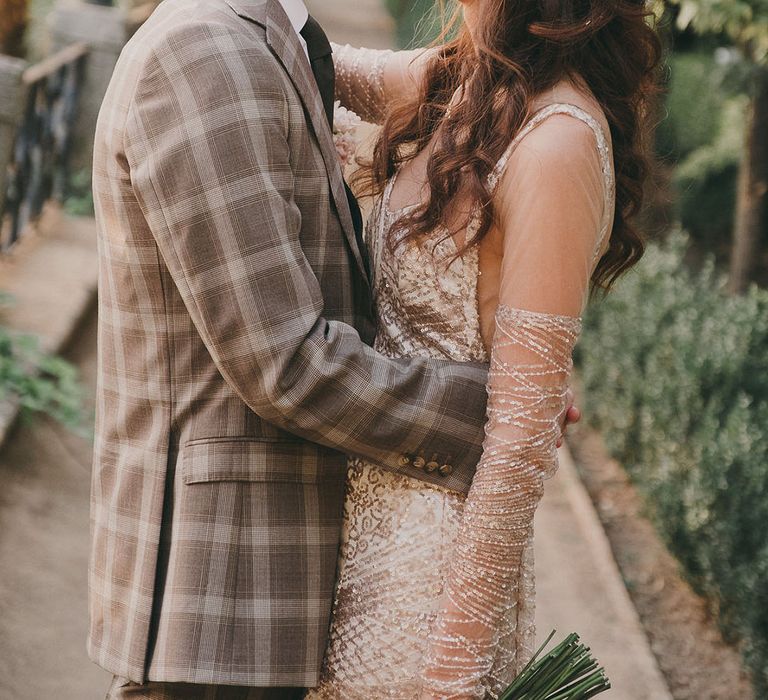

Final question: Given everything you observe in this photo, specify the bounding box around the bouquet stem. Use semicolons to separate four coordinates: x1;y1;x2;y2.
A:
498;630;611;700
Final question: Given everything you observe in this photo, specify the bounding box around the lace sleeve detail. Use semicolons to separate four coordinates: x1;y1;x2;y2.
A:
333;43;393;123
420;306;581;698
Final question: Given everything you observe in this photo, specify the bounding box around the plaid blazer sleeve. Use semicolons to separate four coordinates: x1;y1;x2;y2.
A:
123;21;488;489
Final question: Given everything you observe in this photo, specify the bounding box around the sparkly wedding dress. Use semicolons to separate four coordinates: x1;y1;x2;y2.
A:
305;45;615;700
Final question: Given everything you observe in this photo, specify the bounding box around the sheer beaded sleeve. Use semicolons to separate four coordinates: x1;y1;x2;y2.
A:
332;43;433;123
421;308;580;699
420;110;613;698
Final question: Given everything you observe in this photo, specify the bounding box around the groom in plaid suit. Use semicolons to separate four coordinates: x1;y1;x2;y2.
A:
89;0;494;697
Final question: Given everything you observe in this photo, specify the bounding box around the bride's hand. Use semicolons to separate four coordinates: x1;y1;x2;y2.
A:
556;387;580;448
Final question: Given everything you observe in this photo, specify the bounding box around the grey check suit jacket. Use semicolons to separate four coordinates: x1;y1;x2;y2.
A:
88;0;488;687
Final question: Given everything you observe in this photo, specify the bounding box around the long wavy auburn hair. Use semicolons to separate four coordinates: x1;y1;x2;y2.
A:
357;0;662;290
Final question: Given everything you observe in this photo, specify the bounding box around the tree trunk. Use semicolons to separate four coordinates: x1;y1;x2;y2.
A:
729;68;768;294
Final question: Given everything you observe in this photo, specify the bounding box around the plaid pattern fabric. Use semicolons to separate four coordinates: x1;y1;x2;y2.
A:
89;0;488;687
107;676;303;699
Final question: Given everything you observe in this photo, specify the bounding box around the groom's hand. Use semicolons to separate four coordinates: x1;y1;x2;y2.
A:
556;387;580;448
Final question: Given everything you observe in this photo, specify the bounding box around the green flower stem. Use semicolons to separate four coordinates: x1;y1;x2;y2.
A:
498;631;611;700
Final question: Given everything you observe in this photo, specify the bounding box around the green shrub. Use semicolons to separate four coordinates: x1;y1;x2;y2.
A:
577;232;768;692
0;294;86;431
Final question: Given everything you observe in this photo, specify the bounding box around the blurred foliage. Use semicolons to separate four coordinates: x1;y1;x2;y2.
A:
577;232;768;693
0;294;86;431
384;0;447;48
671;0;768;63
64;169;95;217
672;96;744;249
658;48;747;251
654;36;762;264
667;0;768;290
0;0;28;58
656;50;729;160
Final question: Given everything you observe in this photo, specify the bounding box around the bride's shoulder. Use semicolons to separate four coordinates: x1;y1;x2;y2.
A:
499;117;603;190
515;111;598;161
491;84;613;220
498;82;610;176
528;80;610;141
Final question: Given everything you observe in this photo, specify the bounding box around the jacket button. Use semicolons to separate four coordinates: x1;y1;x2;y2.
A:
439;464;453;477
413;455;426;469
397;455;411;468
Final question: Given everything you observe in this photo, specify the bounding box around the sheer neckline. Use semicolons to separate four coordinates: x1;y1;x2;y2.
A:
383;176;421;218
381;173;464;255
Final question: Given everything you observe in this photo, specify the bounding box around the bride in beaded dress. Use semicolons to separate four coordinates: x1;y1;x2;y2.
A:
305;1;659;698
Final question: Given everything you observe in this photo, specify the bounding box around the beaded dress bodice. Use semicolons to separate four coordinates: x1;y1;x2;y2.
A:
370;179;487;364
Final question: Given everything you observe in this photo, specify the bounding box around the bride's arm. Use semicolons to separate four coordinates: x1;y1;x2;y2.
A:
420;115;609;699
332;43;436;123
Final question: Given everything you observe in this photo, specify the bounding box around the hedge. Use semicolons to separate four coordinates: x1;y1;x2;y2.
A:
577;232;768;692
0;293;85;432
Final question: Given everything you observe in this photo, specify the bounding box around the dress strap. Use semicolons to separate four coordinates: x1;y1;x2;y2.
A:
487;103;616;263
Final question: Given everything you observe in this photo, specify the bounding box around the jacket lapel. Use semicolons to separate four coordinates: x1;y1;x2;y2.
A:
224;0;370;286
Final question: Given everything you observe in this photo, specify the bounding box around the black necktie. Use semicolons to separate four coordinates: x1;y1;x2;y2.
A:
300;16;369;278
300;16;335;125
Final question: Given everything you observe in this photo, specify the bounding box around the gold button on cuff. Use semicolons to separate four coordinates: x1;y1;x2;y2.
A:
439;464;453;477
397;455;411;468
425;461;439;473
413;456;426;469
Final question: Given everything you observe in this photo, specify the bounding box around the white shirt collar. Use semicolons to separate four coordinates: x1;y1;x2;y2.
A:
276;0;310;57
